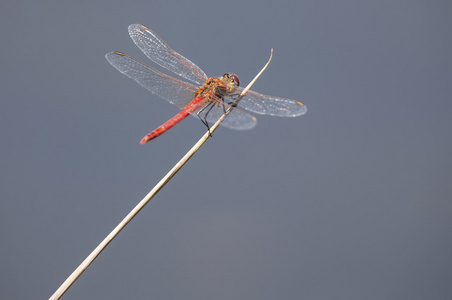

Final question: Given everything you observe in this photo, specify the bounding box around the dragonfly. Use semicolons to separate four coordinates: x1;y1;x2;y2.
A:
106;24;307;144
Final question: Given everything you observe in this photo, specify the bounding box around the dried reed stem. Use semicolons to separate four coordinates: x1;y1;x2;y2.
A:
49;49;273;300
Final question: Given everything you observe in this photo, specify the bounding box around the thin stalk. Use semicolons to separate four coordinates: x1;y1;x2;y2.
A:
49;49;273;300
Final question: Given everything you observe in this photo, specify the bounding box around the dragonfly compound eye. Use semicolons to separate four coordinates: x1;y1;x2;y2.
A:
231;74;240;87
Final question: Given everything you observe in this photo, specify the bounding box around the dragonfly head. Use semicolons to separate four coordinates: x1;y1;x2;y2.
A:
215;73;240;97
222;73;240;87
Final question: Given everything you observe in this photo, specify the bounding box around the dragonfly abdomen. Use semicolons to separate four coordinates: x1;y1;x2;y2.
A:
140;96;205;144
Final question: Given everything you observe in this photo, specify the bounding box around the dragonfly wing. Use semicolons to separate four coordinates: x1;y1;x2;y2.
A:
192;101;257;130
128;24;208;86
234;88;307;117
106;51;197;109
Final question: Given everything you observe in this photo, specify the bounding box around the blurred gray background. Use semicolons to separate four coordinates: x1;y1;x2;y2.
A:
1;1;451;299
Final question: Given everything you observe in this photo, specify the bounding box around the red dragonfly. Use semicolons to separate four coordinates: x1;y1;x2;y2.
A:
106;24;307;144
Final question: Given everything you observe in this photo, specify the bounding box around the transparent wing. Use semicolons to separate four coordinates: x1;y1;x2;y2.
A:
106;51;256;130
106;51;197;109
197;102;257;130
234;87;307;117
128;24;208;86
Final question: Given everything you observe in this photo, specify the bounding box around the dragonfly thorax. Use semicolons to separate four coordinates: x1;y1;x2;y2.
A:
194;73;240;99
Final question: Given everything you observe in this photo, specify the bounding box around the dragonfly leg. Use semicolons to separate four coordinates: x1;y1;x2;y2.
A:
216;96;232;114
197;102;215;137
227;93;241;108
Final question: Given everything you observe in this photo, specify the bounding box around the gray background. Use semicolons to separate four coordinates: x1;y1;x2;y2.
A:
1;0;451;299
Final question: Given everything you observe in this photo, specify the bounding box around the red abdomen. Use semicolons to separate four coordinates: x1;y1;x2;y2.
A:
140;96;205;144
